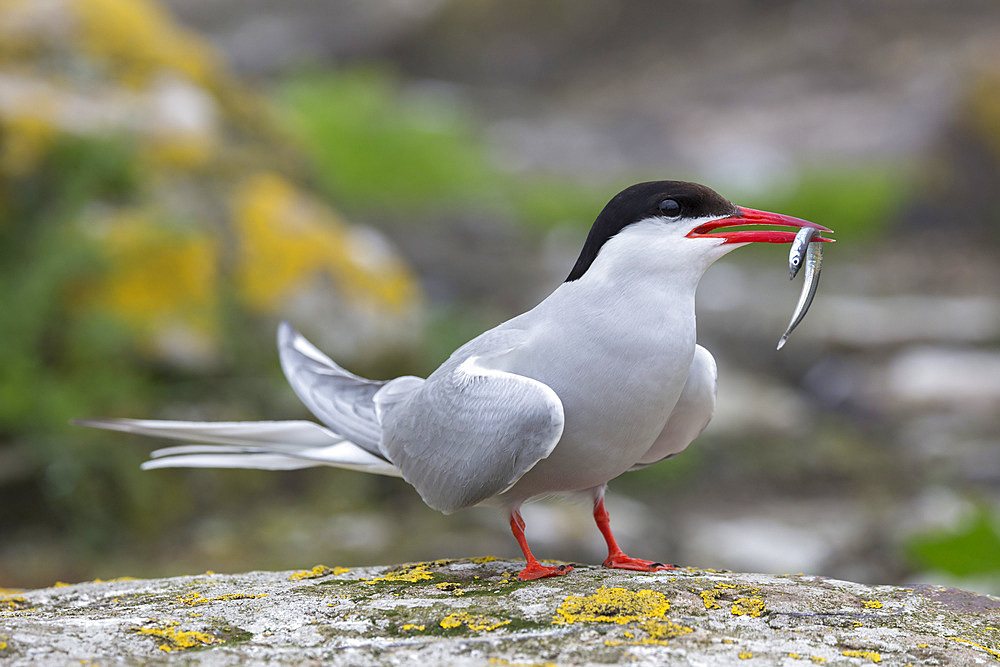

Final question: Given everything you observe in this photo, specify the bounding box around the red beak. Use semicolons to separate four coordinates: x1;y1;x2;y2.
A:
687;206;834;244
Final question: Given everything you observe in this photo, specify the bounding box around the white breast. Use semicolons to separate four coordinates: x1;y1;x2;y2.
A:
493;222;711;501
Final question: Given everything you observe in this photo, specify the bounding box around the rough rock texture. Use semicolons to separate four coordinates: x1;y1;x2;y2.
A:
2;558;999;665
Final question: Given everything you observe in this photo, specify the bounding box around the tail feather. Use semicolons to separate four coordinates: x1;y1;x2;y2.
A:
73;322;421;478
149;444;291;457
74;418;401;477
74;418;341;447
142;454;323;471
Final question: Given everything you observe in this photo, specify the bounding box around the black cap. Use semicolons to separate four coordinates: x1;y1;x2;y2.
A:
565;181;736;282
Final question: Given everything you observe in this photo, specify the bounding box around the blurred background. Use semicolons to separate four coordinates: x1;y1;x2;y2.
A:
2;0;999;595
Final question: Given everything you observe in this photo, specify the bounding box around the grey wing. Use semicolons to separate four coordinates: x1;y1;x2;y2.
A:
377;338;564;514
630;344;718;470
277;322;385;454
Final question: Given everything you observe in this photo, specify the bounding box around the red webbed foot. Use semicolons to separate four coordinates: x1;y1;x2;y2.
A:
592;493;678;573
517;562;575;581
603;552;677;572
509;508;575;581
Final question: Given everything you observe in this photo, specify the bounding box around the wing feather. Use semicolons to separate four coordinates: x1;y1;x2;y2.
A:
378;333;564;513
277;322;386;454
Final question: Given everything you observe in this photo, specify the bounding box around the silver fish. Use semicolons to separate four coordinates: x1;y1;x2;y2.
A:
776;239;822;350
788;226;818;279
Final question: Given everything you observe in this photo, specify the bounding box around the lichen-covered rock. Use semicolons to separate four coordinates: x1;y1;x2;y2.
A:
2;559;999;665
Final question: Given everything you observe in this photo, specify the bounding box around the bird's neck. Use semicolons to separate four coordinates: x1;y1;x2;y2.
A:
553;265;702;341
557;231;712;324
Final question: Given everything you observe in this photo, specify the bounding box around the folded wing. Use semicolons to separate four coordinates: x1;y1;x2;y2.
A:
378;332;564;514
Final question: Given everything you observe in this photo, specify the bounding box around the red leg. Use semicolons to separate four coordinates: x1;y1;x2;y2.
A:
509;509;573;581
593;494;676;572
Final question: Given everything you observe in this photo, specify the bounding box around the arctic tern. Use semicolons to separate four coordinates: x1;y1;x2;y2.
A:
77;181;832;580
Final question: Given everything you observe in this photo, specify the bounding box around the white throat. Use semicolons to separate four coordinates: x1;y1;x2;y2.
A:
567;218;734;295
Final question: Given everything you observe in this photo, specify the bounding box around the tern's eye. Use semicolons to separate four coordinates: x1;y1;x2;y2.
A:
658;198;681;218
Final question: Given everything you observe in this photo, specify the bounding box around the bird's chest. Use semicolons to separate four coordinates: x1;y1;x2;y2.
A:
503;294;697;492
550;323;695;449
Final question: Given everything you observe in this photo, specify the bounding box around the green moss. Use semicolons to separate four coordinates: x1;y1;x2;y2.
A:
906;506;1000;579
207;620;253;646
453;577;537;597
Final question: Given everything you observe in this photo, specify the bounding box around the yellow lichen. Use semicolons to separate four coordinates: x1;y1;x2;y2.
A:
605;620;690;648
862;600;883;609
841;649;881;663
948;637;1000;661
636;638;671;647
365;562;435;585
810;658;827;664
738;652;753;659
916;644;929;648
288;565;350;581
700;589;723;610
401;623;425;632
731;597;766;617
178;591;267;606
440;612;510;632
132;620;220;652
436;582;464;595
702;582;763;613
553;587;670;625
470;556;498;564
0;596;27;612
639;619;692;640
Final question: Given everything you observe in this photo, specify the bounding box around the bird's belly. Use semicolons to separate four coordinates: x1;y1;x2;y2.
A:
501;347;693;501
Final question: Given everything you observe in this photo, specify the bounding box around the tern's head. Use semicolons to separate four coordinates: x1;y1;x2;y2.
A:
565;181;832;283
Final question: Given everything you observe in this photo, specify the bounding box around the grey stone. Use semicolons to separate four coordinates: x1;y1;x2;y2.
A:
2;558;999;665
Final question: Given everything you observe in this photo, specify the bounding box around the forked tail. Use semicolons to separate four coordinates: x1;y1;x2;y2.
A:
75;322;420;476
73;418;401;476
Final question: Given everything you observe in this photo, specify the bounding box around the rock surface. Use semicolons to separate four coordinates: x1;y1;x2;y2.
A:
2;558;999;665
